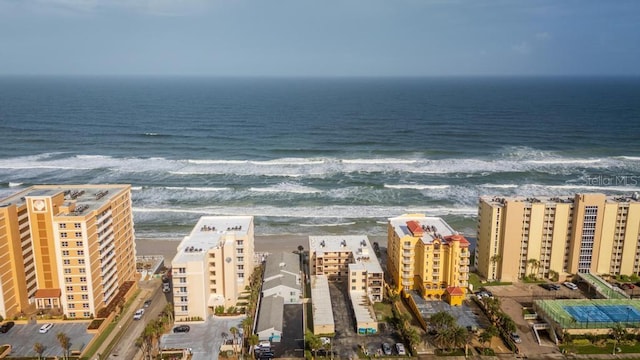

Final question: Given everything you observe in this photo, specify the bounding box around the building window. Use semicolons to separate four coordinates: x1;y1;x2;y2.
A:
180;306;188;312
178;268;186;274
80;277;86;282
69;312;76;318
239;273;244;278
64;269;71;274
68;304;75;309
82;294;88;300
61;241;68;247
237;257;244;262
83;303;90;309
181;296;188;302
66;286;73;291
77;250;84;256
67;295;74;300
352;286;356;290
352;279;356;283
238;265;244;270
81;286;88;291
79;268;86;273
63;259;70;265
65;277;72;283
76;241;83;247
83;312;91;317
61;233;68;238
75;232;82;237
74;223;81;229
78;259;85;265
59;223;67;229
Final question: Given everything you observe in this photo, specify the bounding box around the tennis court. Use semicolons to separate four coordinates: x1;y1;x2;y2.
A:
535;299;640;329
564;304;640;323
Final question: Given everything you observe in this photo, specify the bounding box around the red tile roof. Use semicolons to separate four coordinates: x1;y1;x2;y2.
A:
34;288;61;298
446;286;465;296
444;234;470;247
406;221;423;237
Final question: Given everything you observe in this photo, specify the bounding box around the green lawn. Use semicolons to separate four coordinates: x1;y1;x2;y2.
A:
373;302;393;321
561;341;640;355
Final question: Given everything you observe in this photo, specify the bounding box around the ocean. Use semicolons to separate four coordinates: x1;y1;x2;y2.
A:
0;76;639;241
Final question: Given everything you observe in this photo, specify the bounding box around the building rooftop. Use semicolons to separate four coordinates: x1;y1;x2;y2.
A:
0;184;129;216
480;192;640;206
256;295;284;333
350;291;376;326
389;214;469;246
172;216;253;264
309;235;383;273
263;252;301;292
310;275;334;329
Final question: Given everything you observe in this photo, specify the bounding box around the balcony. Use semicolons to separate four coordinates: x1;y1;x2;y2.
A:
403;243;412;250
402;280;412;286
460;266;469;272
460;274;469;280
460;259;470;266
461;252;470;258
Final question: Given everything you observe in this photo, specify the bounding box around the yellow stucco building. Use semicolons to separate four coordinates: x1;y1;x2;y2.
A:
476;193;640;282
387;214;470;302
0;185;137;319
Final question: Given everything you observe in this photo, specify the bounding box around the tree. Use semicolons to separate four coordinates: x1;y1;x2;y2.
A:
33;342;45;360
610;323;627;355
489;254;502;280
56;332;71;360
230;326;240;355
450;326;469;354
429;311;455;333
527;258;539;279
434;327;454;352
305;330;322;357
248;334;259;359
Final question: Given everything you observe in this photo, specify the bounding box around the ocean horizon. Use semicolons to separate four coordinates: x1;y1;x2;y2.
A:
1;76;639;240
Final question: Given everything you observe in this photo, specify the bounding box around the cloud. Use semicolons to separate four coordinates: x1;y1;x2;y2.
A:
511;41;531;55
535;32;551;41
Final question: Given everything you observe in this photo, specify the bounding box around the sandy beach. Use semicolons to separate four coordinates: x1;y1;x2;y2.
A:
135;234;388;262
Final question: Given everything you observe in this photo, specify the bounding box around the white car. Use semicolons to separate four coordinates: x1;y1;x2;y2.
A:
320;337;330;346
563;281;578;290
395;343;406;356
133;309;145;320
39;323;53;333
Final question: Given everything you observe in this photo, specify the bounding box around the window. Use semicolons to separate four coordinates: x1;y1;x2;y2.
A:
181;306;188;312
78;259;85;265
352;279;356;283
61;241;68;247
67;295;74;300
237;257;244;262
68;303;75;309
79;268;86;273
69;312;76;318
83;303;90;309
83;312;91;318
81;294;88;300
80;277;86;282
59;223;67;229
65;277;72;282
80;286;88;291
63;259;71;265
181;296;188;302
61;233;68;238
178;268;186;274
75;232;82;237
76;241;83;247
75;223;81;228
77;250;84;256
352;286;356;290
66;286;73;291
64;269;71;274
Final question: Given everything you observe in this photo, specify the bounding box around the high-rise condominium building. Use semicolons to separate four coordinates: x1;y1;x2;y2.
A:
387;214;470;300
0;185;137;319
171;216;255;320
476;193;640;282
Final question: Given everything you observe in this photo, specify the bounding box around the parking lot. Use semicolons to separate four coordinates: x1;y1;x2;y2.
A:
0;321;93;358
160;315;243;360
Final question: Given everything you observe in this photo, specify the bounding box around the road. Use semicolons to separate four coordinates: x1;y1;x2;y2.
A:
107;277;167;359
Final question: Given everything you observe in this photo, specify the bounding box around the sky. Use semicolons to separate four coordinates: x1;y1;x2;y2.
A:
0;0;639;77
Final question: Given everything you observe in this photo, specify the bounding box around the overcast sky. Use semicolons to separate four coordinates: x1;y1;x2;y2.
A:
1;0;639;76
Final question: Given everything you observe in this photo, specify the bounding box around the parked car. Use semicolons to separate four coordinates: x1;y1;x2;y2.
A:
563;281;578;290
382;343;392;355
39;323;53;334
173;325;190;333
133;309;145;320
0;321;15;333
143;299;152;308
510;332;522;343
395;343;406;355
320;337;330;346
162;283;171;293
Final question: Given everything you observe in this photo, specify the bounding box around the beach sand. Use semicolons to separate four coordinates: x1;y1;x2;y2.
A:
135;234;388;262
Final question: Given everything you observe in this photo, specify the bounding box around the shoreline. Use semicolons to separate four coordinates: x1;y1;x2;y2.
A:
135;234;388;262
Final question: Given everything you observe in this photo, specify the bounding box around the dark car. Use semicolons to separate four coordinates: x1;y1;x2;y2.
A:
0;321;15;333
143;299;152;308
173;325;190;333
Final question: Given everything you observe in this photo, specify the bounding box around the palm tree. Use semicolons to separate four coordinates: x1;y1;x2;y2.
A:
527;258;539;279
489;254;502;280
305;330;322;357
610;323;627;355
451;326;469;354
434;327;454;352
248;334;259;359
56;332;71;360
429;311;455;333
229;326;240;355
33;342;45;360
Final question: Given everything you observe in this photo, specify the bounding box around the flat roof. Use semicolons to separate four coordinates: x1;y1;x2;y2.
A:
388;214;465;245
172;216;253;264
350;291;376;325
309;235;383;273
481;193;640;206
256;295;284;333
0;184;129;216
310;275;334;328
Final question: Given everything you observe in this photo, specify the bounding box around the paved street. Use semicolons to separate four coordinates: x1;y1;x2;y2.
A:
161;315;243;360
0;321;93;358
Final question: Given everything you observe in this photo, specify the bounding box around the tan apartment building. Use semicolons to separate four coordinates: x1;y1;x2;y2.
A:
476;193;640;282
0;185;137;319
387;214;470;301
171;216;255;321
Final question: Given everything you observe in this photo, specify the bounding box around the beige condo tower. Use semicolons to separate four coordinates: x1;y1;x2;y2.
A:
0;185;137;319
476;193;640;282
